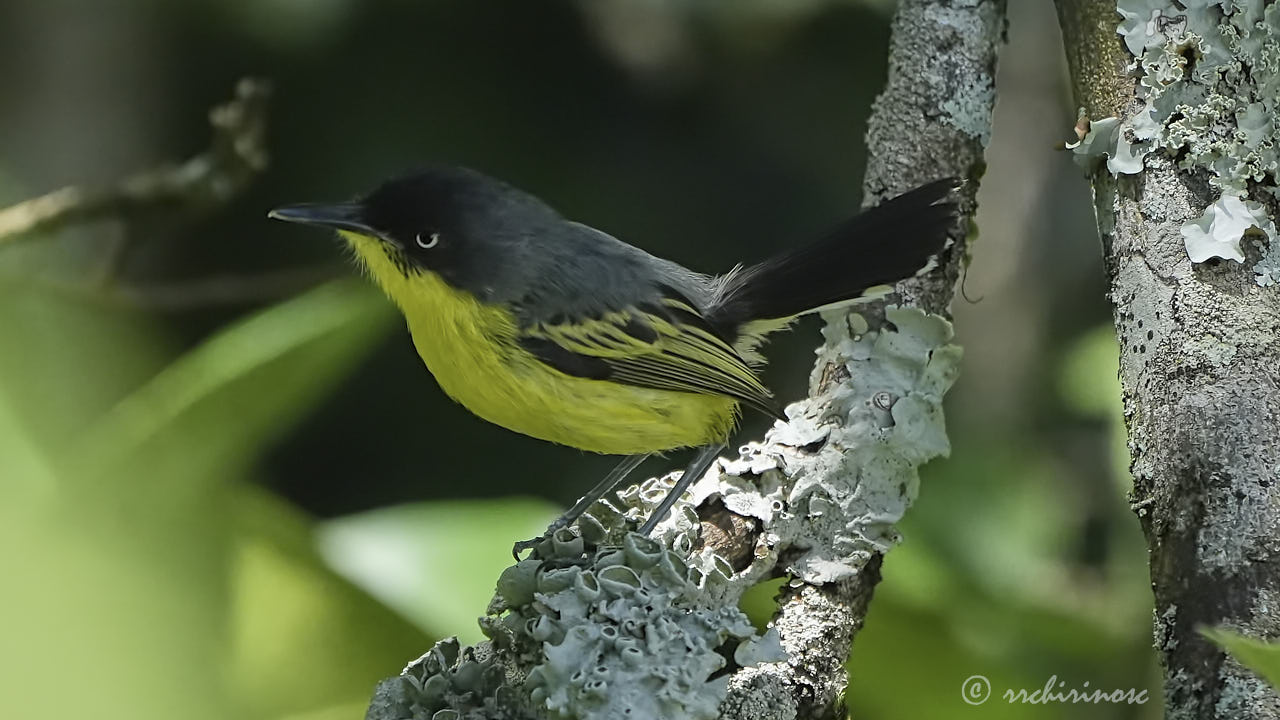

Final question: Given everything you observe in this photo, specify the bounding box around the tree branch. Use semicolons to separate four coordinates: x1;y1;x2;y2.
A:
364;2;1005;718
0;78;271;244
1055;2;1280;718
30;264;342;312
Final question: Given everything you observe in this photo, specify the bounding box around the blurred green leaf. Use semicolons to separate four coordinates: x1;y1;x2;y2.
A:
0;279;233;720
850;540;1160;720
850;426;1158;720
1058;325;1132;485
0;278;171;460
230;485;433;719
276;702;374;720
905;442;1070;608
1058;325;1121;418
0;277;401;720
850;596;1065;720
0;499;236;720
74;279;394;483
741;577;785;631
0;382;57;503
1201;627;1280;690
317;498;561;642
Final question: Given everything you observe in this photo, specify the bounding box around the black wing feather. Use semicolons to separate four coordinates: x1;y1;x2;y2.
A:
707;177;958;330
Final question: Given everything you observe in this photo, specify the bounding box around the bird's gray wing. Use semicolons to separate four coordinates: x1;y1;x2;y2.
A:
510;223;783;419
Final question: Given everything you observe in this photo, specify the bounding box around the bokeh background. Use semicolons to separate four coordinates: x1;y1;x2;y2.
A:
0;1;1160;718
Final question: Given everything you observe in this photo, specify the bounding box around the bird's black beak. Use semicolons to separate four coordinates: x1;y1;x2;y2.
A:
268;202;376;235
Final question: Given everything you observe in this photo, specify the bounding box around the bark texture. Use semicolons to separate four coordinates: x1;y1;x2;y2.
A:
1055;2;1280;718
364;2;1005;718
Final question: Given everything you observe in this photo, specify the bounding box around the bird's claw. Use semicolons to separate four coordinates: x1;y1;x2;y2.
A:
511;535;546;560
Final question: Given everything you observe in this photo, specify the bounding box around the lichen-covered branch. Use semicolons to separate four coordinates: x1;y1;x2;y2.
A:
0;78;270;244
363;2;1004;719
1055;2;1280;718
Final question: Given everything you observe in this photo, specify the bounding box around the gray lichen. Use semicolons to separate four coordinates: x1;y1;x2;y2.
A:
377;528;785;720
1180;193;1277;263
364;307;961;720
495;533;783;720
941;75;997;147
1069;114;1149;174
1213;672;1276;718
1075;0;1280;284
374;638;524;720
635;306;959;588
923;2;999;146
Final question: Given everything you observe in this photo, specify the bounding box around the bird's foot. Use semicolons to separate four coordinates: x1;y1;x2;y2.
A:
511;535;546;560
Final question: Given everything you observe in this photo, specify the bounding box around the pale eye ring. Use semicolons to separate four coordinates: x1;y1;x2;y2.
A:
416;232;440;250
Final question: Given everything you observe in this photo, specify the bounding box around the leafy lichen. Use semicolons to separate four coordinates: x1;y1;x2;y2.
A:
1181;193;1277;262
1069;115;1149;175
367;307;962;720
493;532;783;720
382;529;784;720
1084;0;1280;284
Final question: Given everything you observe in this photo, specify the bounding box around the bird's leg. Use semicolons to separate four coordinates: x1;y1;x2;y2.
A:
512;453;650;558
638;443;725;536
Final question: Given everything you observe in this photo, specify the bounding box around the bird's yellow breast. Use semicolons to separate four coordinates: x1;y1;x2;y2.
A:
342;232;737;455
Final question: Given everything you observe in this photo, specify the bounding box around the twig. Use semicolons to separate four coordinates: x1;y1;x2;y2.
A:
0;78;271;244
26;264;343;312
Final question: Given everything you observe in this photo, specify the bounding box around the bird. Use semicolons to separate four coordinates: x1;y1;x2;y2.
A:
269;166;956;555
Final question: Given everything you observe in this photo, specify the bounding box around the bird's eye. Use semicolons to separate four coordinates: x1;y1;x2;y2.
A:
416;232;440;250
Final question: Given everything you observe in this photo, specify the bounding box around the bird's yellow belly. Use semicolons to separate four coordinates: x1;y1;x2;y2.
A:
343;231;738;455
406;313;737;455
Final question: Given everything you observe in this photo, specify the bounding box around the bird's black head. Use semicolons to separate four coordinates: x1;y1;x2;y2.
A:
269;165;559;292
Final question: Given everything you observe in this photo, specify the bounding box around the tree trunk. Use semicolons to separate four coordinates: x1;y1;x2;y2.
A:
1054;2;1280;718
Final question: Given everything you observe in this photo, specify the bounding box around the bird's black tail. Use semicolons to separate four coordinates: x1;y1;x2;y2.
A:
706;178;958;330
